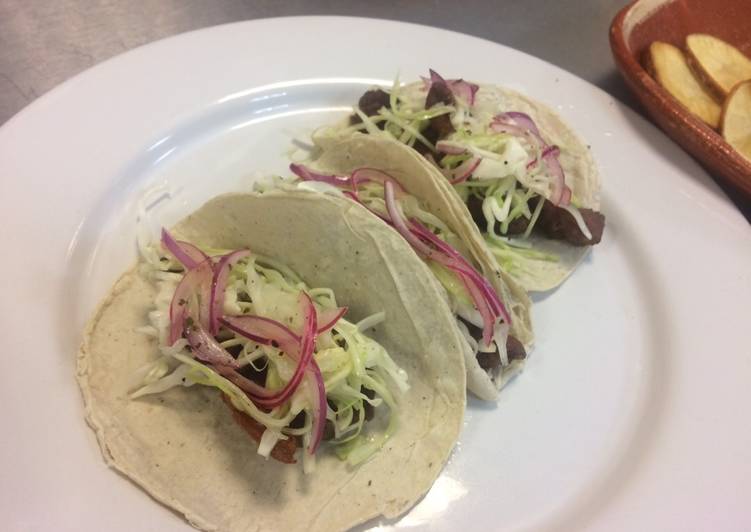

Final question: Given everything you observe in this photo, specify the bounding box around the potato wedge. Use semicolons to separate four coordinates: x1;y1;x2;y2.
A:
721;80;751;162
686;34;751;98
647;41;721;128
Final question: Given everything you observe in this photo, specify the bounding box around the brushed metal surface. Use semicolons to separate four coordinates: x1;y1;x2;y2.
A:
0;0;632;124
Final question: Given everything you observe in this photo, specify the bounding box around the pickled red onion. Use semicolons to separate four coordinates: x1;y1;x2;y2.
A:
448;157;481;184
168;258;213;345
161;228;209;270
491;112;571;207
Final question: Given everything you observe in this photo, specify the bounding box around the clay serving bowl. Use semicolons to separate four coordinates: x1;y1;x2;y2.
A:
610;0;751;198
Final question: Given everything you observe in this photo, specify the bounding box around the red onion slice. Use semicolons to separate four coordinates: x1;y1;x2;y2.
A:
163;237;329;451
427;69;479;106
384;181;440;260
161;228;209;270
489;121;528;138
409;220;511;324
458;274;495;346
212;362;274;401
307;359;326;454
343;190;360;202
209;249;250;335
448;157;481;184
222;306;346;340
541;145;559;158
384;182;473;277
350;167;407;194
290;163;352;189
297;293;325;454
222;315;299;349
559;185;572;206
492;113;545;149
383;182;511;334
429;69;447;85
541;146;571;206
448;79;479;106
317;306;348;334
291;164;407;200
495;112;542;138
168;259;213;345
291;163;405;197
491;114;572;207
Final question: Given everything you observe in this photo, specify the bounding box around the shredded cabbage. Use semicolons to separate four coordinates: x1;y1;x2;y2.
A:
321;75;595;249
132;237;408;468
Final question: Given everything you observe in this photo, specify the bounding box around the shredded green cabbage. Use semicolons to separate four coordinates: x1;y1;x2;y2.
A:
348;88;543;237
131;240;408;467
319;75;597;276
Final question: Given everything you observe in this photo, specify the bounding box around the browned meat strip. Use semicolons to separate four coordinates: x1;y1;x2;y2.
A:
537;201;605;246
466;193;529;234
221;394;298;464
476;334;527;371
422;115;454;147
466;194;487;230
359;89;391;116
475;351;499;371
350;89;391;125
413;137;434;156
460;317;526;373
424;81;455;143
224;344;243;358
362;387;376;421
504;214;532;235
466;194;604;245
426;80;455;108
350;85;456;154
322;420;335;441
506;335;526;362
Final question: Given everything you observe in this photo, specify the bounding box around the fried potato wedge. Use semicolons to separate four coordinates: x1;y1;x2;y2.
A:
721;80;751;161
686;34;751;98
647;41;721;128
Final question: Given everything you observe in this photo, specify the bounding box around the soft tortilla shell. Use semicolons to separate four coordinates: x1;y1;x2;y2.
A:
311;135;533;400
77;191;466;532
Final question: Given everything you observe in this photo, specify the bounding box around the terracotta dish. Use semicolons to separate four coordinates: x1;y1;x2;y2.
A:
610;0;751;198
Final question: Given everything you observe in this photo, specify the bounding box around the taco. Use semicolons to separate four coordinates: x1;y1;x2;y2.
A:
77;191;465;531
313;70;605;292
271;134;534;400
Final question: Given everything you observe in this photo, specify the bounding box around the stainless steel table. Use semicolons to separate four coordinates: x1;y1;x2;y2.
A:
1;0;749;217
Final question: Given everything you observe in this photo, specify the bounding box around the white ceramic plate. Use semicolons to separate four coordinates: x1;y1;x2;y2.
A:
1;17;749;532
